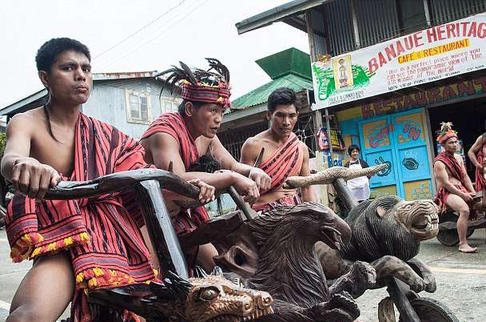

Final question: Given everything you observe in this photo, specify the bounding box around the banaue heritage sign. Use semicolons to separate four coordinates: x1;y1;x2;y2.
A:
311;12;486;110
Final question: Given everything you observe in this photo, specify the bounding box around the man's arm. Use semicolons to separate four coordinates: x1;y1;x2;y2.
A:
467;135;483;169
457;155;475;193
240;137;259;166
148;133;260;203
1;114;60;199
434;161;473;202
299;143;317;202
212;136;271;192
148;133;233;188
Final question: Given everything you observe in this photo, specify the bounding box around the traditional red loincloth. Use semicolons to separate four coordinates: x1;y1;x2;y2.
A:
6;113;155;321
434;151;471;214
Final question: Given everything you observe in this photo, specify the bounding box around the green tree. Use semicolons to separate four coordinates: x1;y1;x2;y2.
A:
0;132;6;157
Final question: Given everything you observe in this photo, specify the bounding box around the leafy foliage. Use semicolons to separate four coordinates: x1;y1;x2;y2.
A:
0;132;6;156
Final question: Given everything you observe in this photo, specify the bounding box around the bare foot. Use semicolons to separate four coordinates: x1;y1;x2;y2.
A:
458;244;478;253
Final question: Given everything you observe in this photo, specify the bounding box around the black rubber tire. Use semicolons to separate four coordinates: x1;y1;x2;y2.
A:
437;228;475;246
436;229;459;246
399;297;459;322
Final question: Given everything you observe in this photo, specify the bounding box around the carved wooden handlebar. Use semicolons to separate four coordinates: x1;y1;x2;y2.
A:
44;168;200;200
283;164;388;189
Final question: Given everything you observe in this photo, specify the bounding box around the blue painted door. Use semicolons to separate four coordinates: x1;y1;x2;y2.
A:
358;109;433;200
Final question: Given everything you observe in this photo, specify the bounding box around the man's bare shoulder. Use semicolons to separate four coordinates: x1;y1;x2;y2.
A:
244;131;269;144
298;140;307;148
13;107;44;120
298;141;309;153
434;160;446;169
8;107;44;130
148;131;180;148
453;154;465;165
242;136;260;147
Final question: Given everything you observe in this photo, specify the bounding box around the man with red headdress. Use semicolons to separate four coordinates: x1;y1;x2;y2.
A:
433;122;478;253
240;87;316;213
140;59;271;271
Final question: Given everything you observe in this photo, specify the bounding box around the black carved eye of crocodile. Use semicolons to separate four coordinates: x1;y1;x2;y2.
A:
402;158;419;170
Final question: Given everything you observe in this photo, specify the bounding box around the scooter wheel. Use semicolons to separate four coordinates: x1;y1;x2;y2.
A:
399;297;459;322
437;228;475;246
436;229;459;246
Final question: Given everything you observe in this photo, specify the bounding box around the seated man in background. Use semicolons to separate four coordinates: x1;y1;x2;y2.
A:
140;59;271;270
434;122;477;253
240;87;316;212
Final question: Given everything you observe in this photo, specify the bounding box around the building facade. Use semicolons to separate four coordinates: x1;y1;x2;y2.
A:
237;0;486;200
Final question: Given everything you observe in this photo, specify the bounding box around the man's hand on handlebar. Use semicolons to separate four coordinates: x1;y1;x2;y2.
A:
11;157;61;199
231;172;260;204
248;167;271;192
187;179;215;204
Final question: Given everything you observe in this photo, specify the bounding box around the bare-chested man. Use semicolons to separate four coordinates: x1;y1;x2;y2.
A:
1;38;212;322
140;60;271;270
433;122;477;253
467;131;486;194
240;87;316;212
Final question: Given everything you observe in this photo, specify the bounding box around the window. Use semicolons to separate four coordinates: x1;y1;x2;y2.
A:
160;96;181;114
125;90;151;124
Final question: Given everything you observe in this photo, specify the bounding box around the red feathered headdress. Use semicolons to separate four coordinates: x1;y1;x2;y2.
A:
157;58;231;109
436;122;458;144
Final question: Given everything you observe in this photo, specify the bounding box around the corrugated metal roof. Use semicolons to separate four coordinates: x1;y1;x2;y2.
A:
256;47;311;80
1;71;170;116
235;0;333;34
0;88;48;116
93;71;158;80
230;73;313;110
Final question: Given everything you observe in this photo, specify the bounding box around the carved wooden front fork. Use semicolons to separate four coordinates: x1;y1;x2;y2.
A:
385;278;420;322
332;178;359;212
137;180;189;279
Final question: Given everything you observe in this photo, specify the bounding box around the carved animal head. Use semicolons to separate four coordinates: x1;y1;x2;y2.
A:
87;270;273;322
243;202;351;307
395;199;439;241
250;202;351;251
343;196;439;262
185;272;274;322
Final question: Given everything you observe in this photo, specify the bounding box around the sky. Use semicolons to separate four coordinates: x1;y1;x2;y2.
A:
0;0;309;108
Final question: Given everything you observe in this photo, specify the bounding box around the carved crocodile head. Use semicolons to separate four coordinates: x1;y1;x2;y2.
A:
185;272;274;322
87;269;273;322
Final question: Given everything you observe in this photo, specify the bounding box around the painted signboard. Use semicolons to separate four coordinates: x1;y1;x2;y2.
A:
312;13;486;109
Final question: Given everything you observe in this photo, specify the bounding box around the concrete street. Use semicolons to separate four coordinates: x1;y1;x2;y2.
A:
356;229;486;322
1;228;486;321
